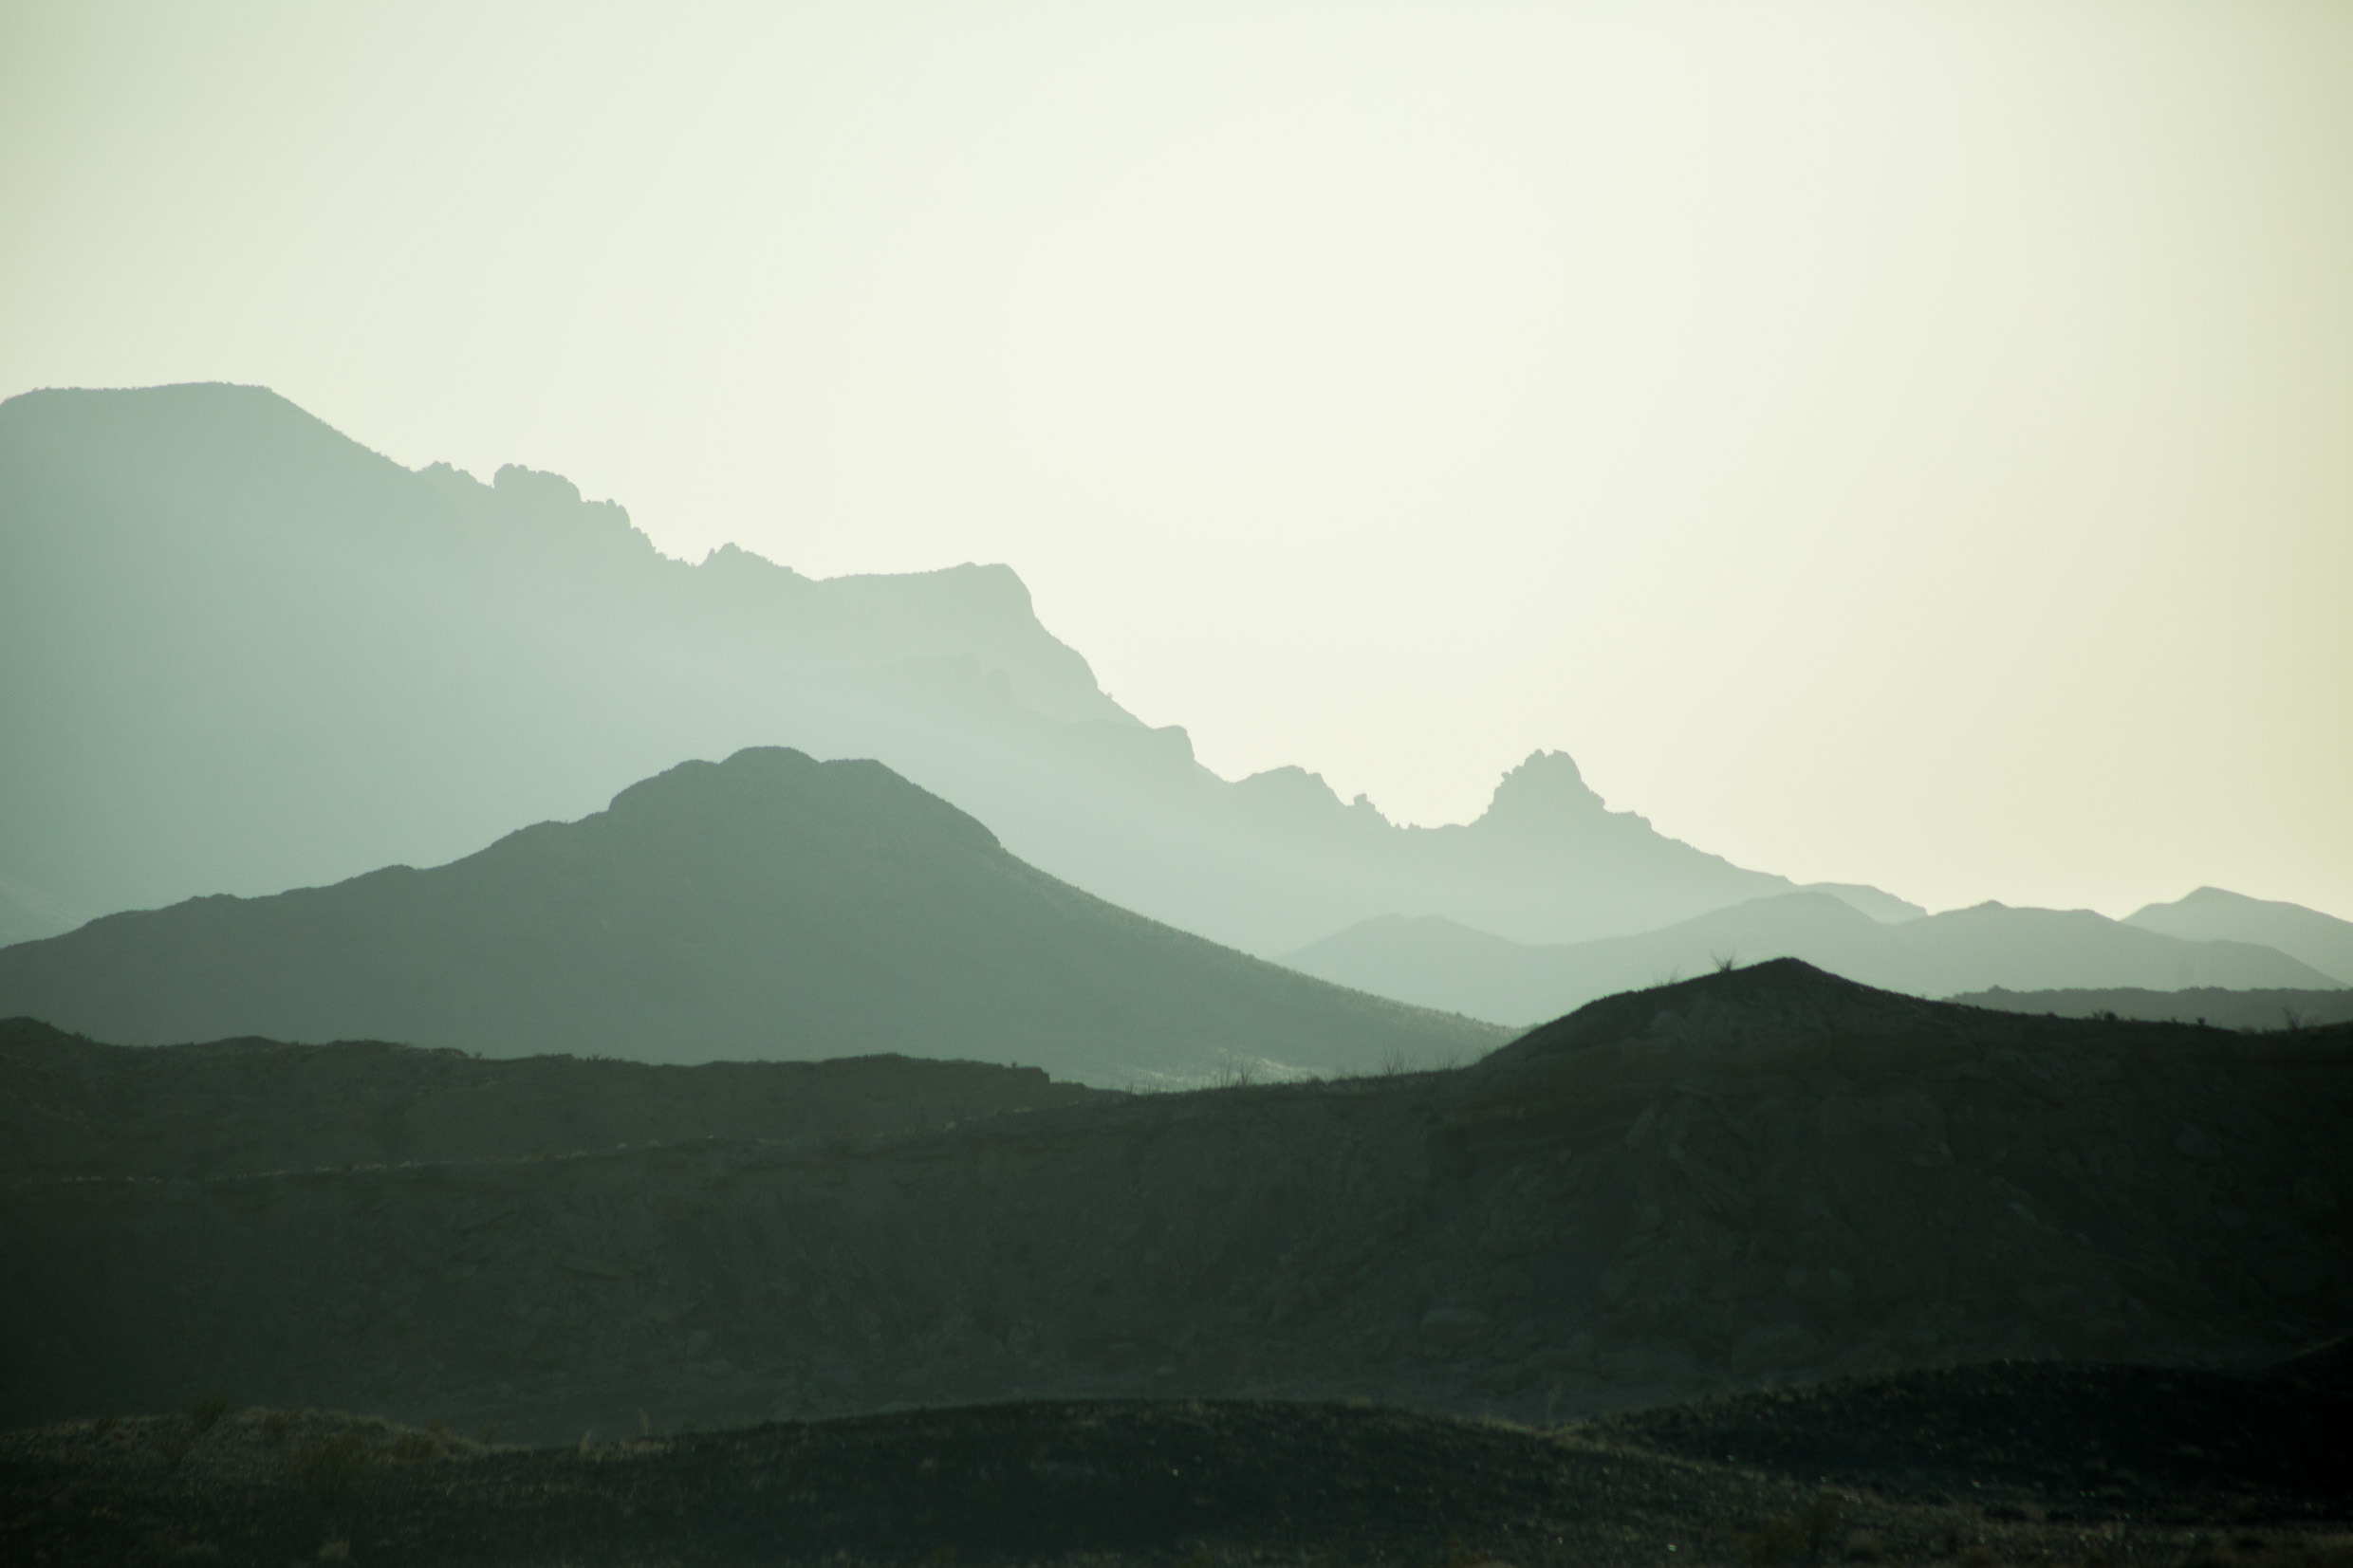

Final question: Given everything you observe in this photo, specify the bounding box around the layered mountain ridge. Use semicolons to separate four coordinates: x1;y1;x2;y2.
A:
0;382;1887;956
1287;893;2344;1026
0;747;1501;1085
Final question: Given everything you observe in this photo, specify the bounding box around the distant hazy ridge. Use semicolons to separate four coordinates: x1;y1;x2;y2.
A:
0;747;1502;1085
1950;987;2353;1032
0;383;1898;955
1286;893;2346;1026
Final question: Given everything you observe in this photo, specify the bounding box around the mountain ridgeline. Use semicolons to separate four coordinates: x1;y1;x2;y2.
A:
1286;894;2345;1026
2124;886;2353;987
1;382;1895;956
0;748;1503;1085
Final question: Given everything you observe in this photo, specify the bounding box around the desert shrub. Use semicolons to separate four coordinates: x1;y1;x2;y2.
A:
389;1430;440;1463
295;1430;373;1501
1739;1493;1842;1564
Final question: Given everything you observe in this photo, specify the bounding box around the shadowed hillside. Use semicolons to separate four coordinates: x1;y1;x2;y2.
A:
5;961;2343;1446
1285;893;2341;1024
0;748;1501;1086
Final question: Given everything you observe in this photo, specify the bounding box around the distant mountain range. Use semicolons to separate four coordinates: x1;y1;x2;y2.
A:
2123;887;2353;988
1948;987;2353;1032
1284;893;2344;1025
0;747;1503;1086
0;382;1905;956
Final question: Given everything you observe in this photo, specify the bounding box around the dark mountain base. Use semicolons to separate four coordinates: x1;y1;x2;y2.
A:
7;964;2351;1444
6;1354;2348;1568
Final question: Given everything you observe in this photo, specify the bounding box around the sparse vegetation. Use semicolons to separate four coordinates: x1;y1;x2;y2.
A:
389;1430;441;1463
1737;1492;1841;1564
294;1429;373;1501
9;1376;2347;1567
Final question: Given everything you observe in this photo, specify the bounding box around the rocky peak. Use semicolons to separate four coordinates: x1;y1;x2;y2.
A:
1474;750;1611;834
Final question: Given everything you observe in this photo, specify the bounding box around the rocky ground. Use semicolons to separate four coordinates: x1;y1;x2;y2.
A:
3;1342;2345;1566
9;962;2348;1443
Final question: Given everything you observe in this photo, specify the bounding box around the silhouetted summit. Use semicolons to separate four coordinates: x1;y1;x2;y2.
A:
0;748;1501;1085
1483;957;1942;1067
1473;750;1608;832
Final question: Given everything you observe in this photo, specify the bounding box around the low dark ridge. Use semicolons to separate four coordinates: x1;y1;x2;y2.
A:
8;1361;2351;1568
0;1015;1106;1182
1593;1346;2353;1523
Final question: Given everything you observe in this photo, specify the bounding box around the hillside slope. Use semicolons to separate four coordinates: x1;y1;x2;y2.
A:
4;962;2344;1441
0;748;1501;1084
1285;893;2340;1024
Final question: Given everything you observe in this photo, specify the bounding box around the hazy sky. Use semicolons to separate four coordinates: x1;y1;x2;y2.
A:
5;1;2348;920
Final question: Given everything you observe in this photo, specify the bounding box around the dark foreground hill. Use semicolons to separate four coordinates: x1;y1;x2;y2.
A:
4;1349;2345;1567
0;747;1502;1086
5;961;2345;1446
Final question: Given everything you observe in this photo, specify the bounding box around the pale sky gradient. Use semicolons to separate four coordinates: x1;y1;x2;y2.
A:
5;1;2348;920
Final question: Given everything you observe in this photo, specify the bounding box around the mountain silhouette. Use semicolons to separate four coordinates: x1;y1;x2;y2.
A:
1945;985;2353;1031
0;383;1904;955
0;747;1503;1085
1283;892;2342;1024
2125;887;2353;986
